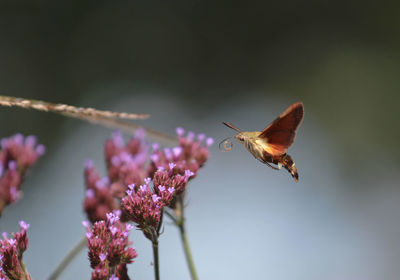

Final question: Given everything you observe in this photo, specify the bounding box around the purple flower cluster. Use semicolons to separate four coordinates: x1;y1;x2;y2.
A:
0;134;45;213
84;130;152;223
153;163;194;197
83;212;137;280
84;127;213;239
149;128;213;209
105;130;150;199
84;159;119;223
150;127;213;178
121;178;175;242
0;221;32;280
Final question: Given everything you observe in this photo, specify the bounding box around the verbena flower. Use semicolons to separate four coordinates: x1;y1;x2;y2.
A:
121;178;175;242
84;159;118;223
84;130;151;223
150;127;213;178
82;128;212;279
0;134;45;214
104;130;150;199
85;127;212;233
149;128;212;210
153;163;194;199
0;221;32;280
83;212;137;280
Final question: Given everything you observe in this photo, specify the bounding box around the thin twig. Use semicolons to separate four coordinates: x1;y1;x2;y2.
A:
0;95;178;146
0;95;149;120
47;235;87;280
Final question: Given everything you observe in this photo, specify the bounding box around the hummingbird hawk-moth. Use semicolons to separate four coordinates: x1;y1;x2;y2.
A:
222;102;304;182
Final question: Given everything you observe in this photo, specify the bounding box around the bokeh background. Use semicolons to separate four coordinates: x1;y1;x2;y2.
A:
0;1;400;279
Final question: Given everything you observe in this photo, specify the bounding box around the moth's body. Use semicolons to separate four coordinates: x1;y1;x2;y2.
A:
235;131;273;160
234;131;299;181
222;102;304;182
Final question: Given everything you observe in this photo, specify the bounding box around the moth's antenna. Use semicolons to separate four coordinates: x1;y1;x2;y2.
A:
222;122;242;133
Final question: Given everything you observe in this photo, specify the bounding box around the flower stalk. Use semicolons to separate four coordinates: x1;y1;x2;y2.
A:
152;240;160;280
175;197;199;280
48;235;87;280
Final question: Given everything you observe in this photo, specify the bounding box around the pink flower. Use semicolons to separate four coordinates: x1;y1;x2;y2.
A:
84;213;137;280
109;274;119;280
153;163;194;198
84;161;118;223
121;178;175;241
0;134;45;214
0;221;32;280
149;127;213;179
99;253;107;263
83;127;211;248
104;130;150;199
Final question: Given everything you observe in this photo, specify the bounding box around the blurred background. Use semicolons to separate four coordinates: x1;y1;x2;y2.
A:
0;1;399;279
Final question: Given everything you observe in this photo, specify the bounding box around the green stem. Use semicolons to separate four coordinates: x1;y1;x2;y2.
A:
178;222;199;280
152;240;160;280
48;235;87;280
20;259;27;273
177;197;199;280
21;260;32;280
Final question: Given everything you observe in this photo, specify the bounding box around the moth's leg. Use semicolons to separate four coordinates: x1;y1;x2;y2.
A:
270;156;283;169
259;153;281;170
264;161;280;170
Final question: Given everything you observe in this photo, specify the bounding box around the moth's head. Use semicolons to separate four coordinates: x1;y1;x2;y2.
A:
222;122;247;144
234;133;246;143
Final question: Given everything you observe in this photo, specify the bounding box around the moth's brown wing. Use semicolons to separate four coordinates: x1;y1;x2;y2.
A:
259;102;304;156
